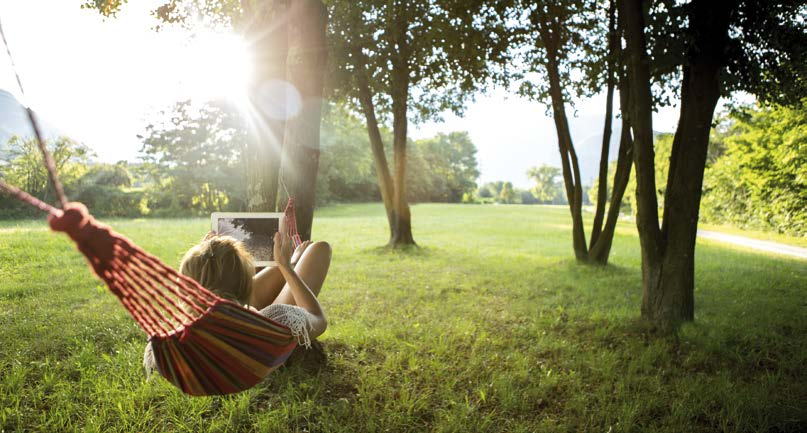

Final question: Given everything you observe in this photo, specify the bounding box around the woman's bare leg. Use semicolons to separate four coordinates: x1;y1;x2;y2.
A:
272;241;332;306
250;266;286;309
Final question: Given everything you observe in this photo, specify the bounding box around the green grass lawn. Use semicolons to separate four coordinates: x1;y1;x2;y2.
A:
1;204;805;432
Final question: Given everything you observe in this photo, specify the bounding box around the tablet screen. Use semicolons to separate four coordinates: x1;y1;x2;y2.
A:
214;216;279;263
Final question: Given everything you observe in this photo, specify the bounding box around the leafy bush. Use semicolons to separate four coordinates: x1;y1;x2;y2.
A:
701;103;807;236
72;163;146;217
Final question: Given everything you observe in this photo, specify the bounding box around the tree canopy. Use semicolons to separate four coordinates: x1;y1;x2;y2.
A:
511;0;632;264
527;164;564;204
139;100;248;214
326;0;512;246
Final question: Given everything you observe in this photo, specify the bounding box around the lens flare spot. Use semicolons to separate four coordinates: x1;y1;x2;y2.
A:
253;79;301;120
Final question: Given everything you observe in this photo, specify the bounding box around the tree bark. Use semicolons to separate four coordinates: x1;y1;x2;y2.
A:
589;2;632;265
589;111;633;263
621;0;663;298
277;0;327;241
355;57;396;239
389;72;415;247
539;15;587;261
589;0;617;252
621;0;734;327
245;0;288;211
533;3;632;265
388;1;416;247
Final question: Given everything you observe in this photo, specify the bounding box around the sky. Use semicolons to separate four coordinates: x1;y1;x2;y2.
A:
1;0;693;189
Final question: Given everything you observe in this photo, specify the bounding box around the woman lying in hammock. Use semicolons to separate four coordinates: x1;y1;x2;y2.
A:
144;228;331;375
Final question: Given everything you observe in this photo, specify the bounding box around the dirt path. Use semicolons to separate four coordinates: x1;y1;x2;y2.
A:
698;230;807;260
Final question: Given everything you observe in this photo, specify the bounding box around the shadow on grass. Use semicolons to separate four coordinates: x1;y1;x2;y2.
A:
283;341;329;373
252;339;368;407
362;244;436;258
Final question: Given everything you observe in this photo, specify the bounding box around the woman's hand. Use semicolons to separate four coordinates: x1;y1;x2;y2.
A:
291;240;312;266
273;220;294;268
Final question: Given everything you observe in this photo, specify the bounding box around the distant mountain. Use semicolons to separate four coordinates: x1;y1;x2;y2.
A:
565;115;670;186
0;89;60;153
561;114;622;186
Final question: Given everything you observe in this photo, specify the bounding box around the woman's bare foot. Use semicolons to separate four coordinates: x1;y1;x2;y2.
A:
290;240;313;267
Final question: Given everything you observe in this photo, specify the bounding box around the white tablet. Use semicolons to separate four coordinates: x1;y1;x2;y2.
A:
211;212;283;267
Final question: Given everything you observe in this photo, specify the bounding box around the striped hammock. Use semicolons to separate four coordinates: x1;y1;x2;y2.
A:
0;25;306;396
0;189;305;396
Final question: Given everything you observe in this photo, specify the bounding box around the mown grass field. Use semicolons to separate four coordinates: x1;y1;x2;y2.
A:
1;203;805;432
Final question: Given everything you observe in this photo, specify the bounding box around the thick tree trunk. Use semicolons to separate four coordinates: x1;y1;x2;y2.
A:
389;70;415;247
355;59;396;239
388;2;416;248
622;0;733;327
644;2;730;324
621;0;664;314
277;0;327;241
245;0;288;211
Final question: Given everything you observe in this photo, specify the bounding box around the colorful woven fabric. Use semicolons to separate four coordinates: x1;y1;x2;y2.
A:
150;301;297;396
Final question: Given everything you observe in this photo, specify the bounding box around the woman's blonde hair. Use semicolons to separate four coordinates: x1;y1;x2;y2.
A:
179;236;255;304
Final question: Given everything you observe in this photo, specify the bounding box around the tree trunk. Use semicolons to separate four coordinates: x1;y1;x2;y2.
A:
277;0;327;241
389;73;415;247
621;0;664;305
540;18;587;261
355;58;396;239
589;4;632;265
388;2;416;248
589;0;617;252
589;113;633;263
534;3;631;266
245;0;288;211
621;0;733;327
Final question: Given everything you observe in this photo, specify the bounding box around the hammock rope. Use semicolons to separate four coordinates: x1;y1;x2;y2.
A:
284;197;303;248
0;18;67;208
279;176;303;248
0;18;308;394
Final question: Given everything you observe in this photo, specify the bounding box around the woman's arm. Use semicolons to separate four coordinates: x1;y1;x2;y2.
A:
273;229;327;337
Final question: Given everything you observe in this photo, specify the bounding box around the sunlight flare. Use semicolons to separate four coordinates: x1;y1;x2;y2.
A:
178;31;251;106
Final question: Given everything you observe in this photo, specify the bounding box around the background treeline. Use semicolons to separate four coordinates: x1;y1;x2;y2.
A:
481;101;807;236
0;103;481;218
478;164;575;206
1;101;803;236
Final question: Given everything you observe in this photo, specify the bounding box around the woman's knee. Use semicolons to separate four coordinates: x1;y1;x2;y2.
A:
308;241;332;261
